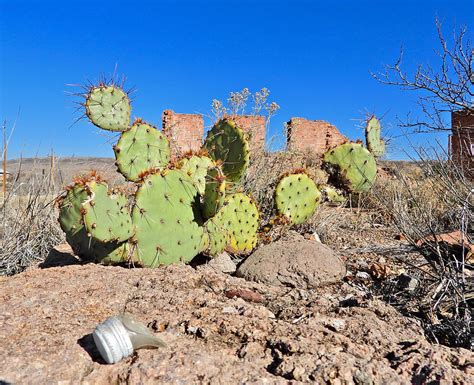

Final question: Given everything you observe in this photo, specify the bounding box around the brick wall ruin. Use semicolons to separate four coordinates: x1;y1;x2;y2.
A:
229;115;266;151
160;110;349;157
162;110;204;156
286;118;348;154
450;110;474;175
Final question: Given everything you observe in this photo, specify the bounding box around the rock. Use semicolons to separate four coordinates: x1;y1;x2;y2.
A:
0;261;472;384
236;233;346;289
356;271;371;280
207;251;236;274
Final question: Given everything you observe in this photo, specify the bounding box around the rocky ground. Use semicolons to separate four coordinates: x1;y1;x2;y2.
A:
1;235;472;384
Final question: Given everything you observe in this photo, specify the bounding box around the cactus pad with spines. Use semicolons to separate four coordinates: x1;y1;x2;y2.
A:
275;173;321;225
132;170;204;267
202;166;226;220
177;154;214;195
219;193;259;255
204;212;231;256
82;181;133;243
365;116;385;157
204;119;250;183
58;183;129;264
114;121;170;182
323;142;377;193
85;85;131;131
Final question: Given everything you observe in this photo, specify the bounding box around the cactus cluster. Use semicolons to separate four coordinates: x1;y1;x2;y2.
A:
59;82;260;267
58;79;383;268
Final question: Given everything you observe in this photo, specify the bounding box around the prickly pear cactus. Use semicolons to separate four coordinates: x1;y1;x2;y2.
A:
82;181;133;243
131;170;205;267
365;116;385;157
203;212;231;256
85;84;131;131
323;186;346;204
275;172;321;225
219;193;259;255
58;182;129;264
177;154;215;195
323;142;377;193
204;119;250;183
114;120;170;182
202;166;226;220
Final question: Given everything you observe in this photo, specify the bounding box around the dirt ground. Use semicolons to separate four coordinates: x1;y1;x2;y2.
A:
1;258;472;384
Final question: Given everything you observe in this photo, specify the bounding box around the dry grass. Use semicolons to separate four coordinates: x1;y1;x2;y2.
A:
362;150;473;349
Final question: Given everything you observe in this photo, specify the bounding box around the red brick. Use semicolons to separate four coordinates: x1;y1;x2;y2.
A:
286;118;348;155
162;110;203;156
230;115;266;151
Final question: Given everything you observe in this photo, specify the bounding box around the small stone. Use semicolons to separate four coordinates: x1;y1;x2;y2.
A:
208;252;236;274
222;306;240;315
356;271;371;280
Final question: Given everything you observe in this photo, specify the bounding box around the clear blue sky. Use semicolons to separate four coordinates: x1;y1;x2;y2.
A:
0;0;472;160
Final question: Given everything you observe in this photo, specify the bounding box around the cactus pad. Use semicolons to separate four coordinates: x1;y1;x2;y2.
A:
204;119;250;183
323;142;377;193
82;181;133;243
58;183;129;264
85;85;131;131
275;173;321;225
132;170;204;267
323;186;346;204
203;212;231;256
365;116;385;157
219;193;259;255
202;166;226;220
114;121;170;182
177;154;214;195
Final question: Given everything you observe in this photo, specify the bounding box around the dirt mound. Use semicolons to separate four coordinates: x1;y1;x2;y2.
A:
0;263;472;384
236;233;346;289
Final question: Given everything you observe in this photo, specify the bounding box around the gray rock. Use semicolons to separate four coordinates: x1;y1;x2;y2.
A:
236;233;346;289
208;251;236;274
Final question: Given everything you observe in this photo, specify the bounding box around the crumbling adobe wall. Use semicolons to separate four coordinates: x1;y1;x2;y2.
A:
286;118;348;154
162;110;204;156
231;115;266;151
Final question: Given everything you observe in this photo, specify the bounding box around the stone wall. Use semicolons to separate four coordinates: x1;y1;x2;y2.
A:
286;118;348;154
162;110;203;156
450;110;474;175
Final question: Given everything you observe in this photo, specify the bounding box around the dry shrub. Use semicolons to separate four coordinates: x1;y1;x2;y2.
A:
0;159;64;275
362;150;473;349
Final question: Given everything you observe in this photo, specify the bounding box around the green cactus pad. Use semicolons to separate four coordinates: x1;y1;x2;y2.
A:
219;193;259;255
275;173;321;225
58;183;129;264
202;166;226;220
82;181;133;243
132;169;204;267
85;85;131;131
203;212;231;256
177;154;214;195
365;116;385;157
203;119;250;183
114;121;170;182
323;186;346;204
323;142;377;193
